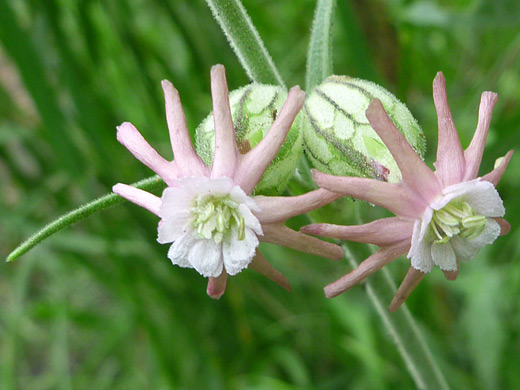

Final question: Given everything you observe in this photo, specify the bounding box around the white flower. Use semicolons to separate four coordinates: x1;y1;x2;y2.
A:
113;65;343;298
303;72;512;311
157;176;263;277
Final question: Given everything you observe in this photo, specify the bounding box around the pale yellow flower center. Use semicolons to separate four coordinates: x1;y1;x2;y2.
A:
430;200;486;244
190;194;245;244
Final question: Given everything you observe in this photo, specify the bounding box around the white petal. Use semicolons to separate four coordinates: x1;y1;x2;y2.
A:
409;240;434;273
222;227;258;275
431;242;457;271
166;232;195;269
238;203;263;236
451;218;501;262
198;177;234;196
408;219;434;273
408;208;433;261
230;185;260;212
157;215;190;243
439;179;504;217
188;239;223;277
160;186;194;219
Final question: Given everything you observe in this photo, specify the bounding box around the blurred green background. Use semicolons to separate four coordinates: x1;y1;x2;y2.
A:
1;0;519;389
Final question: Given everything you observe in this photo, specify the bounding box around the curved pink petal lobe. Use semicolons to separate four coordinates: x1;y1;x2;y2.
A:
261;223;344;260
432;72;466;186
207;270;228;299
312;170;425;219
116;122;177;185
210;65;238;179
254;188;341;224
248;251;291;291
301;217;414;247
495;218;511;236
235;86;305;194
324;240;411;298
389;267;426;312
366;99;442;203
464;91;498;180
112;183;162;216
481;150;513;186
162;80;208;177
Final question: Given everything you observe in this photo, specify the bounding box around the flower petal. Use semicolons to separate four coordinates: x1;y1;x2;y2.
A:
450;218;501;262
238;203;263;236
235;86;305;194
324;240;410;298
388;267;426;312
260;223;343;260
495;217;510;236
112;183;161;216
432;72;466;186
162;79;208;177
409;216;435;273
253;188;341;224
431;241;457;271
463;91;498;180
157;213;190;244
248;251;291;291
207;270;228;299
312;170;426;219
481;150;513;186
210;65;238;179
116;122;177;185
365;99;442;203
188;239;223;277
222;227;258;275
167;232;195;269
440;179;504;217
301;217;414;247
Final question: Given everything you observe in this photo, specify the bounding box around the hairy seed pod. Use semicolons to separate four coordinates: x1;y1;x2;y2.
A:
196;84;303;195
302;75;426;183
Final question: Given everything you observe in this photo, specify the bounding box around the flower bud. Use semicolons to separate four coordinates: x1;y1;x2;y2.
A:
196;84;303;195
302;75;426;183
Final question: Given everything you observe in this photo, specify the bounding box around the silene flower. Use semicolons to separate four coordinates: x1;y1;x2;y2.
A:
113;65;343;298
302;72;513;311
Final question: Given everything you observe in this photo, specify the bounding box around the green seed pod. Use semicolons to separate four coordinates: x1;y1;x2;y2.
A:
196;84;303;195
302;75;426;183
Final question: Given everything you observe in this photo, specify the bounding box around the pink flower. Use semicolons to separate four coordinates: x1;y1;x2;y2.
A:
302;72;512;311
113;65;343;299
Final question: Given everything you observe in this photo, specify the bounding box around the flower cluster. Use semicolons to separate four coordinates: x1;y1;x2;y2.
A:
113;65;342;299
302;72;512;311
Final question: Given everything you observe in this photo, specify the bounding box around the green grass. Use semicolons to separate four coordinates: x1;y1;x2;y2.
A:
1;0;520;388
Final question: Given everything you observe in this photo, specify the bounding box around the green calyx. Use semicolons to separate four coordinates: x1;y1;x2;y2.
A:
190;194;245;243
302;76;426;183
430;200;487;244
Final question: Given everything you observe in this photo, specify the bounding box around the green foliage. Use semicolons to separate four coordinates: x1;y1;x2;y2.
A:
1;0;519;389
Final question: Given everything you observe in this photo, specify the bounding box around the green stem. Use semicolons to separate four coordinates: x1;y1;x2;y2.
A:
205;0;285;86
343;246;450;390
306;0;337;92
6;176;164;262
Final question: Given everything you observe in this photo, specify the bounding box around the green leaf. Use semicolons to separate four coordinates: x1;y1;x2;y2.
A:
205;0;285;86
7;176;164;262
305;0;337;92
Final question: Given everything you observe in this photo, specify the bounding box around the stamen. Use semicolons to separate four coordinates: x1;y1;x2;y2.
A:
190;193;247;243
428;200;486;244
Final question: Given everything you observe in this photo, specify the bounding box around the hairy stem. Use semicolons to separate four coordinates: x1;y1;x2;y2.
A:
7;176;164;262
205;0;285;86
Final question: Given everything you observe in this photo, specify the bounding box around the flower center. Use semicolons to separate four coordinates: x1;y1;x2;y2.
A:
189;194;245;244
429;200;486;244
